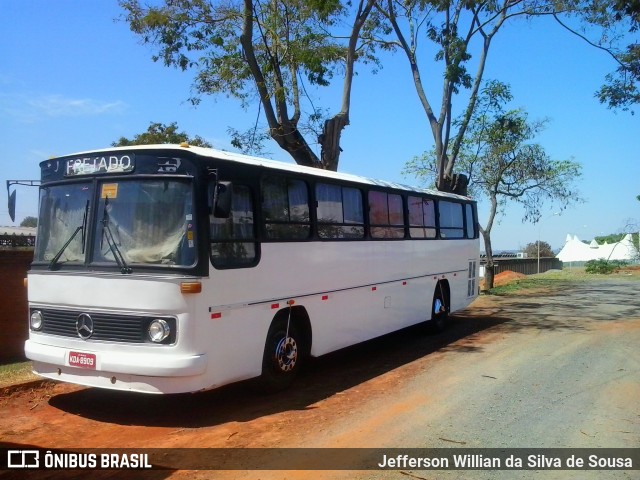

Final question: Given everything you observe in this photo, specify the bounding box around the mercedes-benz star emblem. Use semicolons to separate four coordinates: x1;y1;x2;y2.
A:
76;313;94;340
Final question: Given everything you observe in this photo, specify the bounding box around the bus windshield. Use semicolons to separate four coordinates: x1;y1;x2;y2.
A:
93;179;195;267
35;179;196;268
36;182;92;265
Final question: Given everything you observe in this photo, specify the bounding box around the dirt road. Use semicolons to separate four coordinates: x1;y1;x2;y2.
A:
1;278;639;479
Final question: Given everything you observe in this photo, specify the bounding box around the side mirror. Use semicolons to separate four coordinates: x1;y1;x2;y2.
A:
8;189;16;223
212;181;233;218
6;180;41;223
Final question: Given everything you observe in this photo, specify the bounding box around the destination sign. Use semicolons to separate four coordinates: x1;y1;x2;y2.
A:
65;154;135;176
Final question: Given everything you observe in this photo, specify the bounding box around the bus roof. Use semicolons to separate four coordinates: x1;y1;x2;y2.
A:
56;144;472;201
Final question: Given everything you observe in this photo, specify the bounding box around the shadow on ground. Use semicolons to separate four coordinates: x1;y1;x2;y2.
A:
47;313;507;430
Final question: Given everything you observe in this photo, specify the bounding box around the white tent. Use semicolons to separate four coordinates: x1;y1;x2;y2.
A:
557;234;638;263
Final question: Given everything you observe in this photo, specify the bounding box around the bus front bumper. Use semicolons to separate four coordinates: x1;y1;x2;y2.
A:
25;339;208;394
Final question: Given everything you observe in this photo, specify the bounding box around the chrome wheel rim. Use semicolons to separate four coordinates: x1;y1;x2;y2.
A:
275;336;298;372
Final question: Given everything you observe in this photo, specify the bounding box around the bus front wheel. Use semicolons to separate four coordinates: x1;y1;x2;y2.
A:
258;319;302;392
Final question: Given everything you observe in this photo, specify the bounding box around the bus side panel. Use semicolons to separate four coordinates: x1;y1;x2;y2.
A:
191;286;270;389
202;240;479;362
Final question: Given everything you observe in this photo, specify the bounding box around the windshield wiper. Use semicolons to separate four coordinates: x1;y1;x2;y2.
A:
100;196;132;274
49;200;89;270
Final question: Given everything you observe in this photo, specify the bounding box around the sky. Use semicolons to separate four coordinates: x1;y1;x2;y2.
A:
2;1;639;252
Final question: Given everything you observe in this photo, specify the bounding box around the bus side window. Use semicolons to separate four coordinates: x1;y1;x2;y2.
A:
408;196;436;239
210;184;258;268
261;176;310;240
438;201;465;239
316;183;364;239
465;203;476;239
369;191;404;239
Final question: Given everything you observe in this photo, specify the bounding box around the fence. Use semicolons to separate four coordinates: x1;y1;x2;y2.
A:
0;230;37;248
479;256;563;277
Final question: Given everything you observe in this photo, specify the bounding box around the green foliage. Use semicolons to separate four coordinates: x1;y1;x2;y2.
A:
405;80;581;290
596;43;640;111
112;122;212;147
593;232;640;252
19;216;37;228
594;233;626;244
561;0;640;111
383;0;571;190
119;0;382;168
585;258;628;274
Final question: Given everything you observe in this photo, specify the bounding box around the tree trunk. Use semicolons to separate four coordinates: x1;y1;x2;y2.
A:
270;124;322;169
318;0;375;172
479;194;498;291
241;0;321;169
481;229;495;291
319;114;349;171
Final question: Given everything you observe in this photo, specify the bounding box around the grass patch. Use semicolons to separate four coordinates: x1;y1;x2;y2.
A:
487;268;639;296
0;361;38;389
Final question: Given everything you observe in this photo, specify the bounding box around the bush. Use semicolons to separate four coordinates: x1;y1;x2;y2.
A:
585;259;628;274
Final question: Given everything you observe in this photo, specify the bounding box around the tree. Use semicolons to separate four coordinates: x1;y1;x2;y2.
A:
404;81;582;289
573;0;640;111
120;0;380;171
112;122;213;147
523;241;554;258
20;216;37;228
377;0;560;192
377;1;640;191
595;231;640;251
547;1;640;112
594;233;627;244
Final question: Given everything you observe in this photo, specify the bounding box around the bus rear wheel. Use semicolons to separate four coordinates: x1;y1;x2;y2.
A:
258;319;302;392
429;286;449;333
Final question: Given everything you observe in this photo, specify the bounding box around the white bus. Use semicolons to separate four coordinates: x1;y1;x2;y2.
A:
24;144;479;394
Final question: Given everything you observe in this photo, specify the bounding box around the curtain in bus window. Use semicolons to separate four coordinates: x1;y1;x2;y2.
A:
408;196;436;239
423;199;437;237
211;185;256;268
387;193;404;238
316;183;341;239
341;187;364;238
438;201;465;239
369;191;387;225
262;177;288;222
465;203;476;239
369;191;403;239
316;184;363;239
93;180;195;266
316;183;343;223
262;176;310;240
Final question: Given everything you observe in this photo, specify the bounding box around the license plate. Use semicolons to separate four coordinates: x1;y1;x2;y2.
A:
68;351;97;369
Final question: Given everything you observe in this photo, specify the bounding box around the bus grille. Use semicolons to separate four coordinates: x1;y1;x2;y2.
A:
34;309;176;344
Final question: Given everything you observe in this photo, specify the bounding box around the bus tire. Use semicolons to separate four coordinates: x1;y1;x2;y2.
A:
258;318;302;393
429;284;449;333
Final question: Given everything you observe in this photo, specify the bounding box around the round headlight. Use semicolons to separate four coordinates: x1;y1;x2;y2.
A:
30;310;43;330
148;319;170;343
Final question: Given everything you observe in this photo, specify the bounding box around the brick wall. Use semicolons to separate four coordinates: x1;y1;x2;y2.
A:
0;250;33;361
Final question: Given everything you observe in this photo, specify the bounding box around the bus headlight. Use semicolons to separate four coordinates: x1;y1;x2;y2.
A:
148;319;170;343
30;310;43;331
